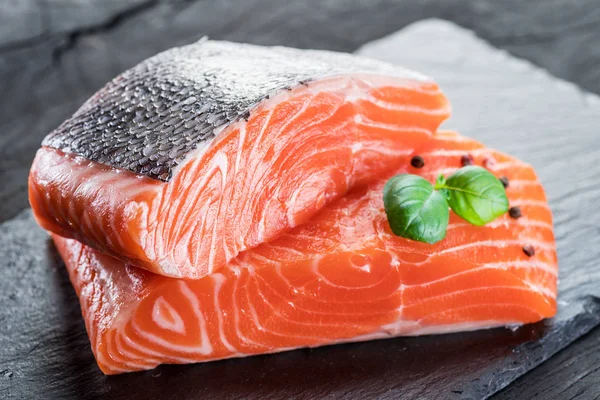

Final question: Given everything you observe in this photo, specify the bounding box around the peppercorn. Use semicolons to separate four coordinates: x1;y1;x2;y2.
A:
523;245;535;257
410;156;425;168
509;206;522;219
460;154;474;166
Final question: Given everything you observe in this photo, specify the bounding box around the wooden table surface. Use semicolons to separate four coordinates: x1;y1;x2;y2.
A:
1;1;600;398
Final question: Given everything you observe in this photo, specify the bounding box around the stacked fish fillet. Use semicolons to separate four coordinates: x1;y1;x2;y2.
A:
28;40;557;374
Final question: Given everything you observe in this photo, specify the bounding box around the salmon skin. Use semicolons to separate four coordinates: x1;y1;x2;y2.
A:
29;40;450;279
53;131;557;374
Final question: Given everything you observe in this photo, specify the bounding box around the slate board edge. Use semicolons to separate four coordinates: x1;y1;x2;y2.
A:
470;299;600;399
358;19;600;106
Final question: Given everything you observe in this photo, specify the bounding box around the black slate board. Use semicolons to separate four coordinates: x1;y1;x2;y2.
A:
2;20;600;400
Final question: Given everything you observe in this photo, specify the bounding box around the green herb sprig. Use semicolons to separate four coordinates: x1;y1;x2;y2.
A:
383;166;509;244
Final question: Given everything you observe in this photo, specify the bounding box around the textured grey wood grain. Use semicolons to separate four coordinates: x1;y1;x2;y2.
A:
2;0;600;223
2;19;600;399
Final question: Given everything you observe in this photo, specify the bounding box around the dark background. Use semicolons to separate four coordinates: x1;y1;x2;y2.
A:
1;1;600;398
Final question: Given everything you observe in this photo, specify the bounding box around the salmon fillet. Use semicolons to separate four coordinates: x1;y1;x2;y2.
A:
29;40;450;279
52;131;557;374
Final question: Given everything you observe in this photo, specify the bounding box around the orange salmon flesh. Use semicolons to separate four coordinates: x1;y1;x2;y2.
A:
52;131;557;374
31;76;450;279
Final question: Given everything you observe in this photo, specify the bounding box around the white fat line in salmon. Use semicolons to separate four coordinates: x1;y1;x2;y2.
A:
435;239;556;256
355;95;452;115
211;273;238;353
152;296;186;334
130;282;213;355
447;218;554;231
407;286;554;309
416;302;546;324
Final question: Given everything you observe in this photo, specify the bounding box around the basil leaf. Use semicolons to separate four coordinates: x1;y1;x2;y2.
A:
442;166;509;226
383;174;449;244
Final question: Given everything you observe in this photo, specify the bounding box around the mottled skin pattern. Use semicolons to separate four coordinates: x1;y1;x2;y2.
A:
42;39;427;181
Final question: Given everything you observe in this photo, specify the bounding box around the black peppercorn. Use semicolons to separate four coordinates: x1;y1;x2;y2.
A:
509;206;522;219
460;154;474;166
410;156;425;168
523;245;535;257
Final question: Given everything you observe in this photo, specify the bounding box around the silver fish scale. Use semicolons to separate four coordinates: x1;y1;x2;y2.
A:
42;40;428;181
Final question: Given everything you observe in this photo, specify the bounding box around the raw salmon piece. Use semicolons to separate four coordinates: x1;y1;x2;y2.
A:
53;131;557;374
29;40;450;279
